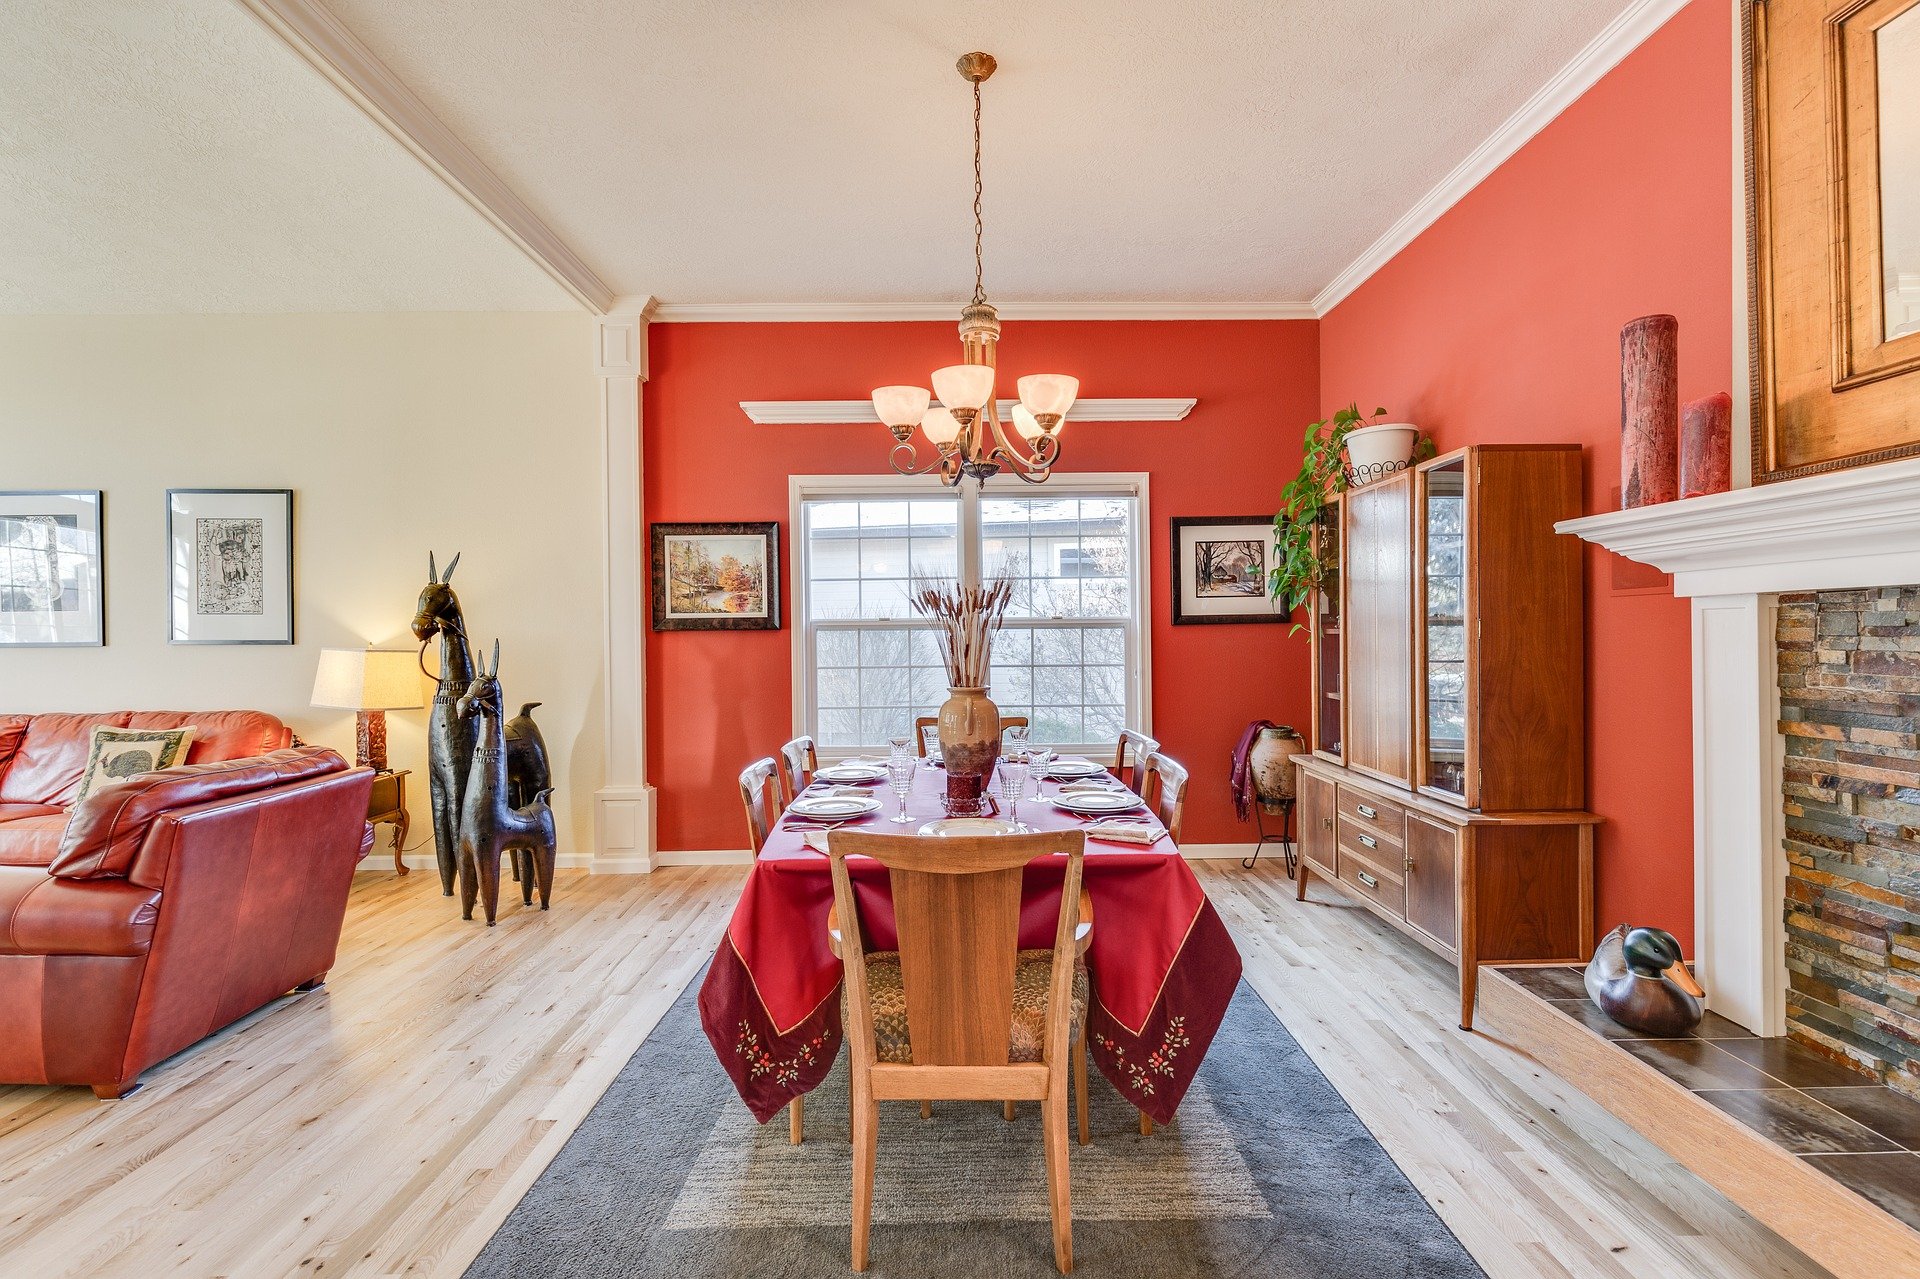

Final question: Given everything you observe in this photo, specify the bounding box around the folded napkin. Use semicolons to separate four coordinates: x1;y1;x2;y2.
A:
1083;821;1163;845
813;785;874;797
1059;781;1123;795
802;830;832;854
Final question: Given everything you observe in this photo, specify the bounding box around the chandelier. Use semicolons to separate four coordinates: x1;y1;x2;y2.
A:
869;52;1079;487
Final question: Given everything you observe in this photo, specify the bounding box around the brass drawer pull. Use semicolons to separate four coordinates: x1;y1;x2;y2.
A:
1358;833;1378;849
1357;803;1378;820
1356;870;1379;889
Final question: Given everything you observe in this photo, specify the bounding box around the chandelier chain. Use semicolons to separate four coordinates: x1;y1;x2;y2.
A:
971;77;985;306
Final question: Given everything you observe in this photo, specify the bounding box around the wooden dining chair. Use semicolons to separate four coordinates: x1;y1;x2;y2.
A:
776;735;818;801
1111;728;1161;796
739;757;782;856
1140;751;1190;847
828;829;1090;1274
912;715;1029;758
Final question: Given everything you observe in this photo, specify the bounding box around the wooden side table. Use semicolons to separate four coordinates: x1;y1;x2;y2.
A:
367;769;412;875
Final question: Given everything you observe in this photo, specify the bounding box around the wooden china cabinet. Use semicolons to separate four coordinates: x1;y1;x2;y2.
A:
1294;444;1599;1029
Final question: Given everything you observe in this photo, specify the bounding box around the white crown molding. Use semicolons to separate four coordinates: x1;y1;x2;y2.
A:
1556;456;1920;597
652;300;1316;323
234;0;616;314
1311;0;1692;316
741;398;1197;425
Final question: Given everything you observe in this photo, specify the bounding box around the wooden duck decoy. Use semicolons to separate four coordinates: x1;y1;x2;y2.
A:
1584;924;1706;1037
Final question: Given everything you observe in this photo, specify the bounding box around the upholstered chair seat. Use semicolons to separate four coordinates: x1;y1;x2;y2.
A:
847;949;1088;1065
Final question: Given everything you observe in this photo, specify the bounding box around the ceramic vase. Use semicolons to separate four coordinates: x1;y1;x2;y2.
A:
938;686;1001;817
1620;315;1679;508
1248;725;1306;813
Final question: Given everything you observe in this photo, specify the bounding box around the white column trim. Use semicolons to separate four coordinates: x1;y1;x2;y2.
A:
594;303;656;872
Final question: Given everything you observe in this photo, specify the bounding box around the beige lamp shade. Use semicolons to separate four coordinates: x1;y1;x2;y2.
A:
311;647;427;711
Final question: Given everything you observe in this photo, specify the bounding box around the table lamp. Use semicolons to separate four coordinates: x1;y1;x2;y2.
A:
311;647;426;771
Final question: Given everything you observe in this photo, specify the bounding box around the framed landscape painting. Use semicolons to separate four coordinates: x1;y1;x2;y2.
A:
166;489;294;644
651;521;780;631
1170;516;1285;625
0;490;104;647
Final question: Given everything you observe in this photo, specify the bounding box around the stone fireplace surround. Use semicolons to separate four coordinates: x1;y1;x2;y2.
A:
1561;456;1920;1040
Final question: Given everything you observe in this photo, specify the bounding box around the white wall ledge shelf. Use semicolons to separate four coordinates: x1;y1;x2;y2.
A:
740;398;1197;426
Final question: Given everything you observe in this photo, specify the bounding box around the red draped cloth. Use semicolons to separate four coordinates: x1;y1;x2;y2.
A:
698;762;1243;1125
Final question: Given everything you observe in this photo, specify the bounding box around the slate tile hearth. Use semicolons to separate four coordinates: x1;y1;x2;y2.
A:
1499;964;1920;1231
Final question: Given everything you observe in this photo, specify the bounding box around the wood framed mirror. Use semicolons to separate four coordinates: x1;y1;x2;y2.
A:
1748;0;1920;482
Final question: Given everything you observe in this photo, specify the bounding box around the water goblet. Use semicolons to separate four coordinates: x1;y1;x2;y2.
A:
888;756;917;824
1031;746;1056;784
888;734;911;765
1000;760;1032;828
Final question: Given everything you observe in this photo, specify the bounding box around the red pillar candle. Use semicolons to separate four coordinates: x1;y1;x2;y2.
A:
1620;314;1679;508
1680;391;1733;499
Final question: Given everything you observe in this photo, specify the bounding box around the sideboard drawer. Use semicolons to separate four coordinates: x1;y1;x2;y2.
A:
1336;819;1406;917
1336;786;1407;849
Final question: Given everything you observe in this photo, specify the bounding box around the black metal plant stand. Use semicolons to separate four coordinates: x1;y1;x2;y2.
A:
1244;797;1297;875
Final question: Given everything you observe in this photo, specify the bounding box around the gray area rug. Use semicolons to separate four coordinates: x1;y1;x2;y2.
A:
468;977;1484;1278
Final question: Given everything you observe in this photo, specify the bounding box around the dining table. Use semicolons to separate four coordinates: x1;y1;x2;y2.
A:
697;757;1244;1126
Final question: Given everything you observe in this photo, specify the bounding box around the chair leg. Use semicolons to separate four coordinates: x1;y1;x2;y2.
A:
1004;1100;1016;1122
1074;1026;1090;1146
790;1094;803;1145
920;1100;932;1120
1139;1110;1152;1136
1043;1085;1074;1273
852;1094;877;1272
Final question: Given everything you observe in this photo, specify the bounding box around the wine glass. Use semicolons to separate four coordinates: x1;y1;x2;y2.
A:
888;756;918;824
1004;723;1030;761
1000;759;1031;828
1031;745;1056;786
888;734;912;770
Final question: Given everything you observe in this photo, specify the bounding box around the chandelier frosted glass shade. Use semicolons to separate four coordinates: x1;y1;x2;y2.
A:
871;385;931;429
932;364;996;413
920;405;964;446
1011;405;1046;441
1017;374;1079;419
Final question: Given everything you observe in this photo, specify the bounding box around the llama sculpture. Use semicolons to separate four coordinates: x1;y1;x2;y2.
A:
412;552;550;900
455;641;557;925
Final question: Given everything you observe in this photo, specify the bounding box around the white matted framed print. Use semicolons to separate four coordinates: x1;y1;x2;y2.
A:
0;490;104;647
1170;516;1286;625
166;489;294;644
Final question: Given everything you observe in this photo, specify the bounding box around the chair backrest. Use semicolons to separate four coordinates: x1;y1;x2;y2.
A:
776;735;817;801
1113;728;1161;796
913;715;1028;759
738;757;782;855
1141;751;1190;845
830;830;1084;1069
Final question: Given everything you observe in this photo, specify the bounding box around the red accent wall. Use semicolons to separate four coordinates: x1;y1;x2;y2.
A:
644;320;1319;853
1319;0;1734;943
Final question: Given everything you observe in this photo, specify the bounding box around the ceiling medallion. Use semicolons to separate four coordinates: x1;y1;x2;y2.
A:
870;52;1079;487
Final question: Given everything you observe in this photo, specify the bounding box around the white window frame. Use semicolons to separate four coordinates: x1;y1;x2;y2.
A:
788;472;1152;762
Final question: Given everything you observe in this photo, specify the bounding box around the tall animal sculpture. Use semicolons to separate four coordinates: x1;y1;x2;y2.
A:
412;552;551;899
456;641;557;925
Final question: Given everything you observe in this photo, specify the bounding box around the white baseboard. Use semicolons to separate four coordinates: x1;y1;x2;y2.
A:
654;848;754;866
358;852;594;874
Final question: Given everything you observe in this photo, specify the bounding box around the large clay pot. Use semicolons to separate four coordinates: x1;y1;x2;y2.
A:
1249;725;1306;814
938;686;1001;817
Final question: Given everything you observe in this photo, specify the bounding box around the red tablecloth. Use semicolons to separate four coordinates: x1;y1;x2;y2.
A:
698;761;1243;1125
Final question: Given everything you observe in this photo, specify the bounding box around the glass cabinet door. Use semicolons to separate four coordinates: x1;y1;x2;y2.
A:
1313;502;1342;759
1421;460;1467;798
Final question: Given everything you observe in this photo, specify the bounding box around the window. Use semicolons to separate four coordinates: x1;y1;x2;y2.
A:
793;474;1149;756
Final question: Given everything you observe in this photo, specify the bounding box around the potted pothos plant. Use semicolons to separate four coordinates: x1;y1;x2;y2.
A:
1269;404;1433;632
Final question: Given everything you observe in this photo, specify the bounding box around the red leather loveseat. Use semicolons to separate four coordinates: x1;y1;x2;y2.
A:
0;711;375;1098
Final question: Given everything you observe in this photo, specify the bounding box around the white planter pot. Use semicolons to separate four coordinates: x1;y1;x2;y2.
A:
1343;423;1419;482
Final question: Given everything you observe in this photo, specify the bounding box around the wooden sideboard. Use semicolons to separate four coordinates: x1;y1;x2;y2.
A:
1296;444;1599;1028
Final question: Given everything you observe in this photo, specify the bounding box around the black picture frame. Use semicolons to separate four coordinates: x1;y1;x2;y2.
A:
0;489;105;647
165;488;295;645
1170;515;1286;625
650;521;781;631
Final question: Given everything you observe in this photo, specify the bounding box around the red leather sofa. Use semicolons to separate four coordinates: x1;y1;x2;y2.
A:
0;711;375;1098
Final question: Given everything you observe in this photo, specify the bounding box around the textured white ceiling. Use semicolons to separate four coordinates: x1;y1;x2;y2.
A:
0;0;574;313
321;0;1637;308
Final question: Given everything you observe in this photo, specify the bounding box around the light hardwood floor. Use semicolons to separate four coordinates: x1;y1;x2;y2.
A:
0;862;1829;1279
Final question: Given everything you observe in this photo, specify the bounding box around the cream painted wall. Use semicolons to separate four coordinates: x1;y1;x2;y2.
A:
0;312;602;860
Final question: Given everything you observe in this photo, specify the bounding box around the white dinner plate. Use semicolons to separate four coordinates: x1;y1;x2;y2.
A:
1041;758;1105;779
1050;790;1147;815
917;817;1023;837
815;763;887;783
789;794;882;818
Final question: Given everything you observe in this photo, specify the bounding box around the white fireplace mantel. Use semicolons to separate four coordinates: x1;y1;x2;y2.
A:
1558;456;1920;1035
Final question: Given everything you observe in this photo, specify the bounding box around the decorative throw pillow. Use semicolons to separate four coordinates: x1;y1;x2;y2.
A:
72;725;198;804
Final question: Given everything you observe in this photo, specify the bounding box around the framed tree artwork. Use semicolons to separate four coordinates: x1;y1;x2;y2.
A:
650;521;781;631
166;489;294;644
1171;516;1286;624
0;490;104;647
